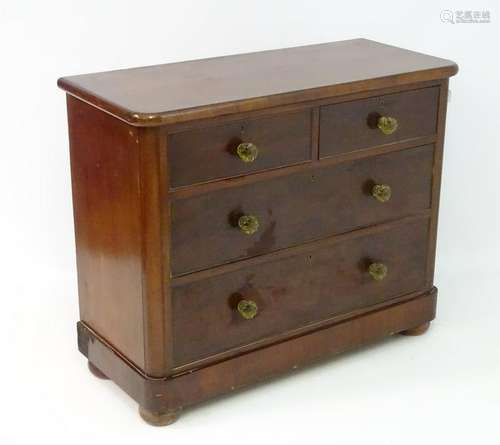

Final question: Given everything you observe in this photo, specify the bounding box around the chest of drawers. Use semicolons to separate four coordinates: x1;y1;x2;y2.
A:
58;39;457;425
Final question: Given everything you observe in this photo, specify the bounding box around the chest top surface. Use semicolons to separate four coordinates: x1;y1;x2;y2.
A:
58;38;457;126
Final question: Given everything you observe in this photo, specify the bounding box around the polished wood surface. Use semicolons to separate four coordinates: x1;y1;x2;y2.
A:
320;87;439;157
171;145;433;275
78;288;437;414
173;218;429;366
168;109;312;187
67;96;146;369
138;126;171;377
425;80;449;289
58;39;457;126
61;40;457;424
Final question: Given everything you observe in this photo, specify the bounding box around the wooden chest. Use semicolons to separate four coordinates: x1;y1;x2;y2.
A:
58;39;458;425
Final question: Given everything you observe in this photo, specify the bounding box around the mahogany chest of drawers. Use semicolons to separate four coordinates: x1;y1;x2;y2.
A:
58;39;457;425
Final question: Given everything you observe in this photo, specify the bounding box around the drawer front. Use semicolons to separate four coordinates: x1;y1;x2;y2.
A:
171;145;433;276
168;110;312;187
319;87;439;157
172;218;430;366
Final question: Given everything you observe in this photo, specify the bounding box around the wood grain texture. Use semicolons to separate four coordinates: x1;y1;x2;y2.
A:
165;79;443;135
137;127;169;376
61;40;457;423
426;80;449;287
171;145;434;275
172;218;429;366
67;96;145;369
169;136;437;200
320;87;439;156
58;39;457;126
168;109;312;187
67;97;172;376
78;287;437;413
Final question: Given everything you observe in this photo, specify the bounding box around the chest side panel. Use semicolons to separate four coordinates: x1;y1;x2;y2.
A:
67;96;145;369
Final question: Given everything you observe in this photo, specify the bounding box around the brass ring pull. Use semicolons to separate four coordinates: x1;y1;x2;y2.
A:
238;215;259;235
368;262;388;281
236;142;259;162
377;116;398;135
237;299;258;320
371;184;392;203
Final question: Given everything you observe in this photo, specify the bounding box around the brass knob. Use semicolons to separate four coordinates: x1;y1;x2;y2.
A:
368;262;388;281
377;116;398;135
237;299;258;320
371;184;392;203
238;215;259;235
236;142;259;162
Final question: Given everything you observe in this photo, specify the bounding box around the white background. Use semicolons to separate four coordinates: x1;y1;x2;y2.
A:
1;1;499;444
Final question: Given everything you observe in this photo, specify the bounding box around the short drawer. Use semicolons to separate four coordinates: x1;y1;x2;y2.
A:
172;218;430;366
319;87;439;157
171;145;433;275
168;110;312;187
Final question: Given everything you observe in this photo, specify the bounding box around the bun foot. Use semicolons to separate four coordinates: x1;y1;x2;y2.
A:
139;406;181;426
400;322;431;336
88;361;109;379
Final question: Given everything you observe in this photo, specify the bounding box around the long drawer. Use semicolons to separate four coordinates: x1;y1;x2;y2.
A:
171;145;434;276
172;218;430;366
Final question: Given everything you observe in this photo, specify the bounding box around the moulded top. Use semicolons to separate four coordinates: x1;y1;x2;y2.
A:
58;38;458;126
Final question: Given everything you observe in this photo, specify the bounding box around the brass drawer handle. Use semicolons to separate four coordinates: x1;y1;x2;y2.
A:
368;262;388;281
371;184;392;203
238;215;259;235
236;142;259;162
237;299;258;320
377;116;398;135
